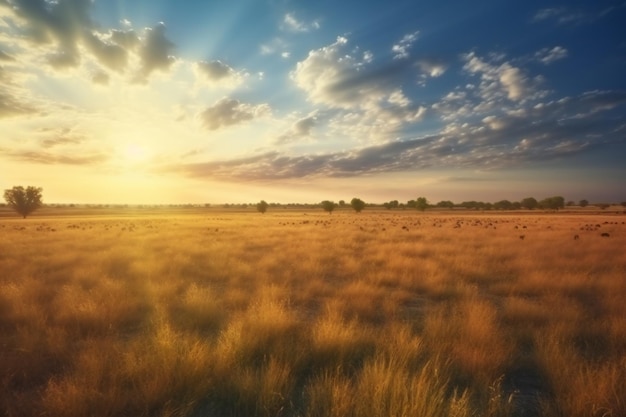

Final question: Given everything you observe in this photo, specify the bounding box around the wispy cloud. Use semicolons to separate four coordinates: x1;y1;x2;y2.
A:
392;31;419;60
281;12;320;33
2;148;108;166
532;7;586;24
534;46;568;65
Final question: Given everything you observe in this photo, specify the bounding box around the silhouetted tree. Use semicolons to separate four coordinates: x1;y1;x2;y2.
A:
256;200;269;214
339;200;346;207
436;200;455;209
521;197;538;210
4;186;43;218
539;196;565;210
415;197;428;211
321;200;337;214
579;199;589;207
493;200;513;210
350;198;366;213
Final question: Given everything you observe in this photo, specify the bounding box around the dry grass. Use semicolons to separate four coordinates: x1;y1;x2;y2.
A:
1;209;625;416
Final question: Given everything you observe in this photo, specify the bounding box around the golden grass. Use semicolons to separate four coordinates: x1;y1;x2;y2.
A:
1;209;625;416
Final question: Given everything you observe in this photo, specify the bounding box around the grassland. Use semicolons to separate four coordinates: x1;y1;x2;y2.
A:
1;208;625;416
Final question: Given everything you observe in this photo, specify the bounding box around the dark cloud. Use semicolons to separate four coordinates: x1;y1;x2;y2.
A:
3;2;176;79
136;23;175;81
199;98;270;130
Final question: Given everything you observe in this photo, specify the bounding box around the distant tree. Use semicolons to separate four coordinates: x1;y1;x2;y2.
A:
597;203;610;210
321;200;337;214
350;197;366;213
3;186;43;218
256;200;269;214
406;199;416;208
436;200;455;209
383;202;391;210
621;201;626;208
579;199;589;207
493;200;513;210
539;196;565;210
566;201;575;207
521;197;538;210
390;200;399;209
511;201;522;210
339;200;346;207
415;197;428;211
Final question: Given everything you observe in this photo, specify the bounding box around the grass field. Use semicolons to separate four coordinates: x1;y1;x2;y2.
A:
1;208;625;417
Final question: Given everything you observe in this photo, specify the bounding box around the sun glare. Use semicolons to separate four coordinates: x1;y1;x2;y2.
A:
122;143;151;164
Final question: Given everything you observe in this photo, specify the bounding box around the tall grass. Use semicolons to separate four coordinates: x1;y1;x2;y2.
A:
1;210;625;416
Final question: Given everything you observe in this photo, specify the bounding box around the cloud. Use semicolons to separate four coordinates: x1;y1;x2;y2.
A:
199;97;271;130
0;50;14;61
135;23;176;82
1;2;177;81
274;111;319;144
462;52;544;103
0;89;36;118
416;58;448;78
2;148;107;165
532;7;586;24
195;60;244;88
170;90;626;180
392;31;419;60
534;46;568;65
39;127;85;148
281;12;320;33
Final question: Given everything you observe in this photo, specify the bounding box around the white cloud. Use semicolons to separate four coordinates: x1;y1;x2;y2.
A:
291;36;427;142
462;52;542;103
532;7;586;24
281;12;320;33
535;46;568;65
392;31;419;59
417;58;447;78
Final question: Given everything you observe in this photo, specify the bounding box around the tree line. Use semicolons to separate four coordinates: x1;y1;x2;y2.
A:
3;185;624;218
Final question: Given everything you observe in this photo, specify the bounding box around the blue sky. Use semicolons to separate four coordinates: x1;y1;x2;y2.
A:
1;0;625;204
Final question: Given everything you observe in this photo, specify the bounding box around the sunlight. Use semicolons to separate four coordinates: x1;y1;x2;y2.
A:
121;143;151;164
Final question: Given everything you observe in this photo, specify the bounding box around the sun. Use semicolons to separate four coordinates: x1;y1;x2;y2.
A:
121;143;151;164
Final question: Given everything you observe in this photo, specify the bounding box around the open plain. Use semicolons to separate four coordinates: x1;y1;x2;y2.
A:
1;207;625;417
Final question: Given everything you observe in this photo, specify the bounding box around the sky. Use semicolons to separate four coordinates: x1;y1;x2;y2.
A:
1;0;625;204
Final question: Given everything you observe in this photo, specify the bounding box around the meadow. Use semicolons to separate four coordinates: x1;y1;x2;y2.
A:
1;207;625;417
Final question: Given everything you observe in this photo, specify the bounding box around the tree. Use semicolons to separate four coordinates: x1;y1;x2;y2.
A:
4;186;43;218
521;197;538;210
493;200;513;210
415;196;428;211
539;196;565;210
256;200;269;214
579;199;589;207
321;200;337;214
436;200;455;209
350;197;366;213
